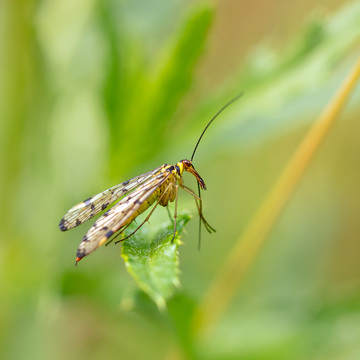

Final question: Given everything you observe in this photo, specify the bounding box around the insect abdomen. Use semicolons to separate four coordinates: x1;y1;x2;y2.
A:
126;193;158;224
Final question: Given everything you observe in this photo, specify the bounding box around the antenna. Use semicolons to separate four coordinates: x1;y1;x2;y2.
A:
190;92;244;162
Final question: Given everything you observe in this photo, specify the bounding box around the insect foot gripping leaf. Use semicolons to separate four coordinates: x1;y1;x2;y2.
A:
121;212;191;309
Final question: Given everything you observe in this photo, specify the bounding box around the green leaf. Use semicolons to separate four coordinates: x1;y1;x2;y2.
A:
121;213;191;309
146;5;214;136
99;4;214;176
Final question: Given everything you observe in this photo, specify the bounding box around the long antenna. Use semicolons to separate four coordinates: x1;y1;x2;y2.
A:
190;92;244;161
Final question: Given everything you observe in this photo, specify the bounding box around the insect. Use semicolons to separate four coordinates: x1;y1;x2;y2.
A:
59;93;243;265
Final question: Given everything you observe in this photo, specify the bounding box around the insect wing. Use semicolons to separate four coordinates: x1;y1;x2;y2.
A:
59;167;161;231
76;171;171;260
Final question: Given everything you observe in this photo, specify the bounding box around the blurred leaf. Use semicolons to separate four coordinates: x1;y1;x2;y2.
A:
145;5;214;141
167;293;198;359
121;213;191;308
183;1;360;157
99;3;214;176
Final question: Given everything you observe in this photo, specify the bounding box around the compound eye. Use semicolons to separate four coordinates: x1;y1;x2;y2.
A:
181;159;192;168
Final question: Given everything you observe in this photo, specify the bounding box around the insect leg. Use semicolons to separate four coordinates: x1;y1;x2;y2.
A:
166;207;173;223
197;182;202;251
180;183;216;233
115;183;174;244
105;223;131;246
171;184;179;242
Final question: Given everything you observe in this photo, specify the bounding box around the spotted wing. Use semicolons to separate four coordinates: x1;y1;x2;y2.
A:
76;171;171;260
59;167;161;231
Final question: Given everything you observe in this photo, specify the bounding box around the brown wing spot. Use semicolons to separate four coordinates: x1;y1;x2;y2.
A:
101;202;109;211
135;199;142;205
91;204;95;210
82;235;89;242
76;219;81;226
103;211;109;217
59;218;67;231
83;197;92;205
76;248;86;258
102;226;109;231
122;180;130;185
105;230;114;239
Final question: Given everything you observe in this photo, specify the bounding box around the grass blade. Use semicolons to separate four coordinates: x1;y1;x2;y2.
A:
193;57;360;336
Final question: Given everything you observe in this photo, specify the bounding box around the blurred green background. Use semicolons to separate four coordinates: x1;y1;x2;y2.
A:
1;0;360;359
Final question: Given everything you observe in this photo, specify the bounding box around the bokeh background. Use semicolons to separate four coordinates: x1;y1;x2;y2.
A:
1;0;360;359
